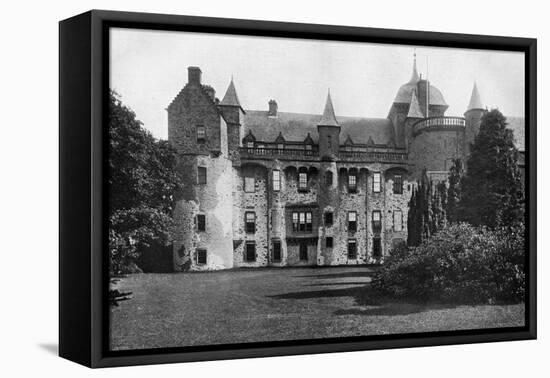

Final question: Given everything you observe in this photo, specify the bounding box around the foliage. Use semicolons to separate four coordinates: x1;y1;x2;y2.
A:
460;109;524;228
373;223;525;304
407;172;448;246
108;90;183;276
446;159;463;224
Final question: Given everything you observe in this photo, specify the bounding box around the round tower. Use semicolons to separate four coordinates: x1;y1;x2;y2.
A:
463;82;486;158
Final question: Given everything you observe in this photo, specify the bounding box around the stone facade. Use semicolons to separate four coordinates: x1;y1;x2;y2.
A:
168;61;523;271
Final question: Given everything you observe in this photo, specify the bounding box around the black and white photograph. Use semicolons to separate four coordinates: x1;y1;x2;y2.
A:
107;26;528;352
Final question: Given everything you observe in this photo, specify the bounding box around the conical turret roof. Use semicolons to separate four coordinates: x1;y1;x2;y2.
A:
220;78;243;109
407;89;424;118
466;82;484;111
318;91;339;127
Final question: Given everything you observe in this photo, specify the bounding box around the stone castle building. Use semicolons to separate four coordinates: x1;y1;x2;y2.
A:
167;57;525;271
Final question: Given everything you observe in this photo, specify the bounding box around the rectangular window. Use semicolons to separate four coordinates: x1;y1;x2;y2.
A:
373;172;381;193
197;167;207;185
299;242;308;261
372;210;382;233
277;143;284;150
244;176;255;192
348;211;357;232
245;242;256;262
393;175;403;194
326;237;333;248
325;171;333;186
196;214;206;231
348;174;357;192
299;212;306;232
272;240;281;262
348;239;357;259
305;144;312;151
298;172;308;190
327;135;332;149
324;212;333;226
393;210;403;231
373;237;382;258
306;212;312;232
196;125;205;143
273;170;281;191
245;212;256;234
246;141;254;149
196;249;207;265
292;212;299;232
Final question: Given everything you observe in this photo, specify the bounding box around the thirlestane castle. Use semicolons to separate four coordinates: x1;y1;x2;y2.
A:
168;57;525;271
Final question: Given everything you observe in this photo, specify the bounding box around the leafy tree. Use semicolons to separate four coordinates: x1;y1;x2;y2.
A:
108;90;183;275
446;159;463;223
460;109;524;228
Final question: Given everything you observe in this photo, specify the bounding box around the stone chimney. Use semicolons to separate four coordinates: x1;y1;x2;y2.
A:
188;66;202;85
268;99;278;118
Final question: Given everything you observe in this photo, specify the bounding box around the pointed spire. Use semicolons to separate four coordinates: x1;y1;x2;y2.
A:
318;90;339;127
407;89;424;118
220;77;242;108
466;82;484;111
408;51;420;84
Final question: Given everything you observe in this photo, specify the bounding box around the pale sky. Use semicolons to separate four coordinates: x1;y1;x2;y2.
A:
110;27;525;140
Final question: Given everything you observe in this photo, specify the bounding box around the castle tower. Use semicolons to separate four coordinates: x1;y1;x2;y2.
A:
218;77;245;160
317;91;340;159
404;89;424;148
464;82;486;157
168;67;235;271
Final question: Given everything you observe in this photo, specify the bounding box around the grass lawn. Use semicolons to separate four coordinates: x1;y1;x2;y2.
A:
110;266;525;351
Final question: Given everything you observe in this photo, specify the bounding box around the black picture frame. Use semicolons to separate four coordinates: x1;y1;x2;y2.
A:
59;9;537;368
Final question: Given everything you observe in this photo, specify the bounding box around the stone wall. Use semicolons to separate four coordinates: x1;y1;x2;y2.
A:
410;130;464;178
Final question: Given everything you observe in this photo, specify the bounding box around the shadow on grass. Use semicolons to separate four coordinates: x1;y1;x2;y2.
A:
294;271;375;280
270;283;459;316
303;281;371;287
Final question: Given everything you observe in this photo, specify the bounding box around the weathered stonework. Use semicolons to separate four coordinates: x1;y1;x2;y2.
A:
167;64;509;271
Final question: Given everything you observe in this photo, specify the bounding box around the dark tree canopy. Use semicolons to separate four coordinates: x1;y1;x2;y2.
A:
108;90;183;275
460;109;524;228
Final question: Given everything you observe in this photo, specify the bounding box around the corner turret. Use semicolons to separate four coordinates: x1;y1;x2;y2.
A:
464;82;486;156
317;90;340;159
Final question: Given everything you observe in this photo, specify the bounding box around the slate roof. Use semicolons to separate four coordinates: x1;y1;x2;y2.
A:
220;79;243;110
243;110;395;146
394;58;447;106
467;82;484;111
407;90;424;118
318;92;339;126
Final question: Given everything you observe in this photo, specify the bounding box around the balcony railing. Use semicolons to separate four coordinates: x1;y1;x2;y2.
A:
239;147;319;158
338;150;408;163
413;116;466;136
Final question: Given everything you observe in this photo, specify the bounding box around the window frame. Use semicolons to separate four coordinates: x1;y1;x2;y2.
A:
348;211;357;232
324;212;333;226
372;210;382;233
196;125;206;143
272;240;282;262
373;172;381;193
298;172;308;190
197;166;207;185
347;239;357;259
393;174;403;194
196;214;206;232
245;211;256;234
272;170;281;191
348;173;357;192
196;248;207;265
245;241;256;262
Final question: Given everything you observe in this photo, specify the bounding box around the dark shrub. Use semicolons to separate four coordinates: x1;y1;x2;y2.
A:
372;223;525;304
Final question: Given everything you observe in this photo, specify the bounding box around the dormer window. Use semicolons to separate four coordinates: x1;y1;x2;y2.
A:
196;125;206;143
247;141;254;148
277;143;284;150
305;144;312;151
